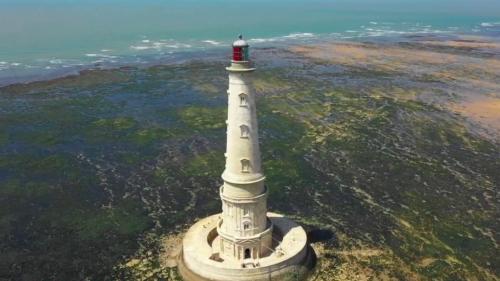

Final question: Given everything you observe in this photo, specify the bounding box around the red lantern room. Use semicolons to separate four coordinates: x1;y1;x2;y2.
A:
232;34;249;62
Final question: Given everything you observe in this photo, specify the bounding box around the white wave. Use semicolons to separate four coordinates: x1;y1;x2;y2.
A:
248;38;278;43
202;40;222;45
85;53;118;59
346;30;358;33
366;31;387;37
142;39;151;43
100;49;112;52
362;23;453;38
10;62;21;66
101;54;117;59
172;43;192;48
131;40;192;51
481;22;500;27
0;61;7;65
359;26;449;38
152;42;166;48
130;45;152;50
369;21;378;25
154;41;192;49
249;32;316;44
49;59;64;64
282;32;315;39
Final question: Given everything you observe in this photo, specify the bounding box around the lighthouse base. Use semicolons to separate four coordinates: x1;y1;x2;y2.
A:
180;213;314;281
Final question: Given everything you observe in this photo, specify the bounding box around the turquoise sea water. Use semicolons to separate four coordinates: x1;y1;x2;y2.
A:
1;0;500;84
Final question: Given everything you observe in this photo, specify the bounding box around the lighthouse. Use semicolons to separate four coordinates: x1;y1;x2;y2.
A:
218;35;273;264
179;35;313;281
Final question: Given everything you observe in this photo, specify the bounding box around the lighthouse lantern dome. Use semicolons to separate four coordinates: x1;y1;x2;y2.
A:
232;34;250;62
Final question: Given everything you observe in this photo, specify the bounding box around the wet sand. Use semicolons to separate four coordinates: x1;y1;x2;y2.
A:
452;97;500;130
290;36;500;139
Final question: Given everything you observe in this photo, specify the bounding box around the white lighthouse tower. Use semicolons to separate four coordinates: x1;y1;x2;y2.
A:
218;35;273;265
179;35;313;281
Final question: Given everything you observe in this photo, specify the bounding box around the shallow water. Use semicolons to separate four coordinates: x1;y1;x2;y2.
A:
1;0;500;83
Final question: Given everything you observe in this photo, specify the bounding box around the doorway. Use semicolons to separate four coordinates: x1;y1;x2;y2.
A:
244;248;251;259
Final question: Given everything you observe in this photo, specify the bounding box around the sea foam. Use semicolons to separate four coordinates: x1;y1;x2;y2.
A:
248;38;278;43
282;32;315;39
481;22;500;27
85;53;118;59
49;59;64;64
249;32;316;44
202;40;222;46
130;46;152;51
131;40;192;51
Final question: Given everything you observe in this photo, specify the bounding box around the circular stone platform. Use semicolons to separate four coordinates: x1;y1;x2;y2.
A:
180;212;312;281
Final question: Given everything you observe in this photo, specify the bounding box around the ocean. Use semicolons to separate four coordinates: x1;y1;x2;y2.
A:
1;0;499;85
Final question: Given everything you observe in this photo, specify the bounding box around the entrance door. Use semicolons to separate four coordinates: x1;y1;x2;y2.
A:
244;248;251;259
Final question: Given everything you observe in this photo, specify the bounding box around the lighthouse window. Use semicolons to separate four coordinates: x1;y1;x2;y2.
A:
239;93;248;106
241;159;251;173
243;46;250;61
243;223;250;230
240;125;250;138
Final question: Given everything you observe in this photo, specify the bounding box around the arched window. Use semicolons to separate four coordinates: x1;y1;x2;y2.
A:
240;125;250;138
243;220;251;230
239;93;248;106
241;159;251;173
